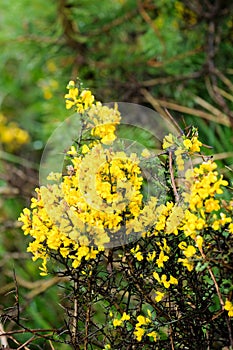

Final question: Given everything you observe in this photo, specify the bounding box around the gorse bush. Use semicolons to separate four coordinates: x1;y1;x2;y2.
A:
17;81;233;349
0;113;30;152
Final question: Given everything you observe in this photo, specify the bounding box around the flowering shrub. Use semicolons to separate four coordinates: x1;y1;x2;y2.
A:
0;113;30;152
18;81;233;349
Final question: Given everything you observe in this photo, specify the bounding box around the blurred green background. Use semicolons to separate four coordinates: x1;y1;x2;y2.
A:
0;0;232;348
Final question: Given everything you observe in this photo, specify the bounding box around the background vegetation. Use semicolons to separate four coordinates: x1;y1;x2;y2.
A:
0;0;233;348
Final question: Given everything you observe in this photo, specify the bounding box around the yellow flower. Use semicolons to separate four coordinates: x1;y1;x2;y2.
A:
183;245;196;258
190;137;202;152
204;198;220;213
153;271;160;282
80;90;94;109
64;82;79;110
156;250;169;268
162;133;174;149
169;275;178;285
183;137;202;152
39;258;48;276
195;235;203;249
161;274;170;288
178;257;194;271
113;318;122;327
155;291;165;302
147;330;157;341
224;300;233;317
121;312;130;321
0;116;30;151
146;251;156;262
131;244;144;261
134;326;145;341
137;315;151;326
66;80;76;89
183;139;192;149
178;241;187;250
141;148;151;158
229;223;233;234
81;144;90;154
65;81;95;112
135;251;144;261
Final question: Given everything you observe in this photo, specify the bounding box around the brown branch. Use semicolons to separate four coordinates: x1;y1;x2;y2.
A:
194;95;229;121
141;70;202;86
140;88;231;126
83;278;92;350
197;244;224;308
0;322;9;348
140;88;183;135
1;328;59;336
17;336;36;350
147;47;203;68
71;274;80;349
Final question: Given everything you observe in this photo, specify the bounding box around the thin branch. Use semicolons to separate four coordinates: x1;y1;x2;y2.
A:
141;70;202;86
169;151;179;203
84;277;92;350
13;269;20;323
0;322;9;348
194;95;229;122
141;89;231;126
17;336;35;350
70;272;80;349
196;243;224;308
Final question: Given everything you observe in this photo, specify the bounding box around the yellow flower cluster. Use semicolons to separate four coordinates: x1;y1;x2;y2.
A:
224;299;233;317
153;271;178;288
18;188;100;275
0;113;30;152
183;136;202;153
184;161;228;212
130;244;143;261
178;241;197;271
112;312;130;327
162;133;174;150
177;160;231;271
87;103;121;145
19;82;153;273
65;80;95;113
18;142;145;273
134;310;157;342
162;129;202;172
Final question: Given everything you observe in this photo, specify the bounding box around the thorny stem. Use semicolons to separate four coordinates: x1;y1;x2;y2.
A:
168;294;175;350
169;151;179;202
197;244;233;347
71;272;79;349
198;246;224;308
84;277;92;350
125;254;170;320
